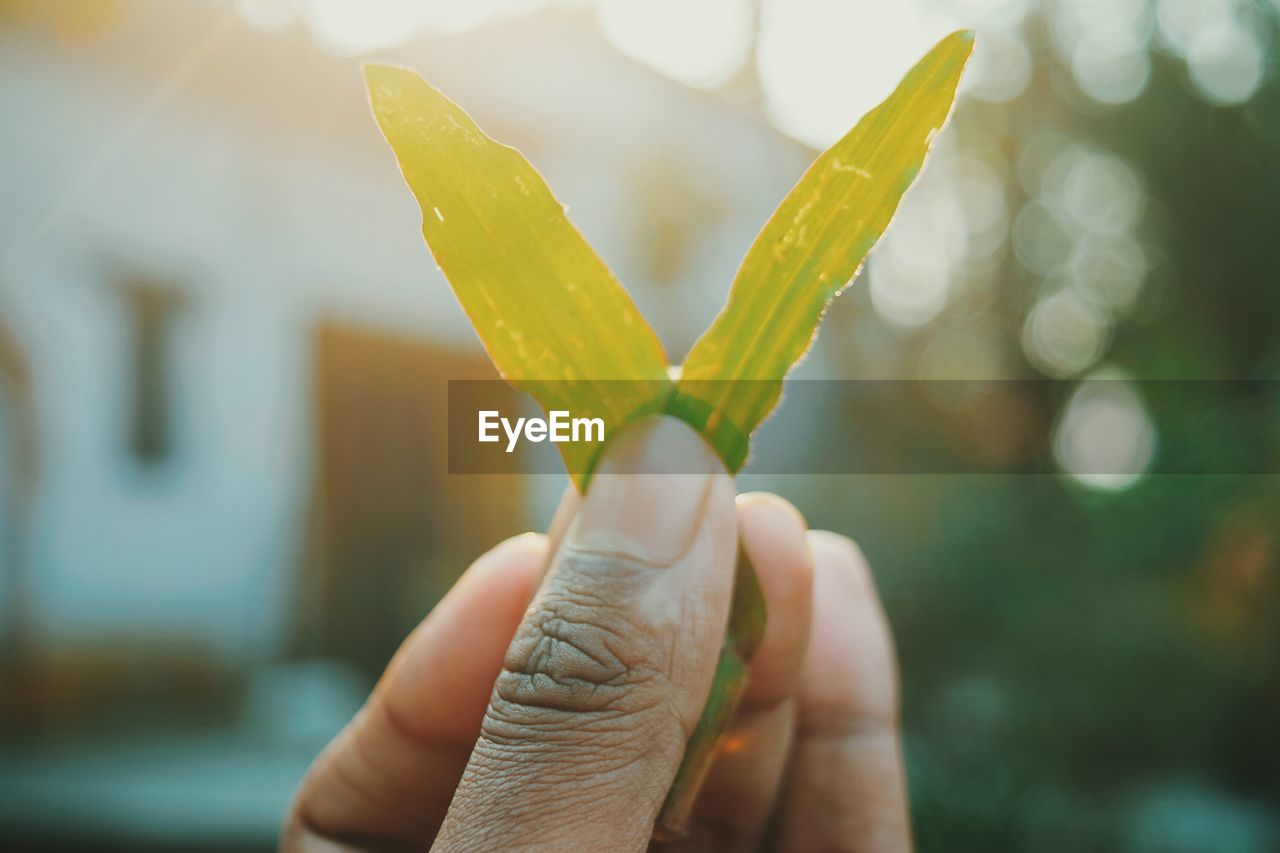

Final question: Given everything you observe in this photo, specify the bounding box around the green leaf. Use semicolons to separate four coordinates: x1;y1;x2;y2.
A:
674;30;975;472
365;35;972;841
364;63;672;485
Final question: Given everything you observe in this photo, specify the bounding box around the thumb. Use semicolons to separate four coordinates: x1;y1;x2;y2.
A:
434;416;737;851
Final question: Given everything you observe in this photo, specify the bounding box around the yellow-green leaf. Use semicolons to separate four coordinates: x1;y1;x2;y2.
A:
674;30;975;472
365;36;973;841
364;63;672;485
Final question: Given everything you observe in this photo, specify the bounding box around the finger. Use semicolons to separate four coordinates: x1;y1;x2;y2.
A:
670;493;813;849
736;495;814;710
780;531;910;853
434;416;738;852
284;533;547;850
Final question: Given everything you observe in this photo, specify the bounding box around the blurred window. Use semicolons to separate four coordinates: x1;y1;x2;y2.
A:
119;281;183;467
0;315;34;655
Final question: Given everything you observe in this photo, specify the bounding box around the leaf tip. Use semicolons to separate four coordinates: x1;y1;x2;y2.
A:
951;28;978;64
361;61;393;89
362;61;413;100
362;63;446;122
940;28;977;67
362;62;397;118
361;63;457;143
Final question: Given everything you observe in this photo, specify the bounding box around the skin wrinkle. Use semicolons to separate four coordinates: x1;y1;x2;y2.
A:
797;701;898;741
480;697;656;734
456;736;673;832
448;591;708;843
469;729;652;775
346;704;471;833
338;725;397;812
285;488;914;851
485;672;675;759
525;614;630;679
550;548;663;603
497;612;660;716
448;781;626;852
374;692;467;759
478;556;684;777
428;421;737;851
495;544;682;710
295;815;413;853
303;750;400;846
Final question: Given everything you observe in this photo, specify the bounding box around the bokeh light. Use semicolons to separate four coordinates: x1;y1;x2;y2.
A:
1022;286;1111;375
1186;22;1267;105
1052;0;1155;105
1014;200;1075;277
597;0;754;90
756;0;961;149
1069;234;1148;313
1053;371;1157;490
869;169;970;329
964;27;1034;102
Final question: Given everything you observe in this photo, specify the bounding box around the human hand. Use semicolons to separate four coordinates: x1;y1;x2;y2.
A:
283;417;910;851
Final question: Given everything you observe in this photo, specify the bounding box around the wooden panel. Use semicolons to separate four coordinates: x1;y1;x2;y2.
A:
299;322;525;675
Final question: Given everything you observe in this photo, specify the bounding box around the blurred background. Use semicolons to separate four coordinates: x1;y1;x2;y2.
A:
1;0;1278;849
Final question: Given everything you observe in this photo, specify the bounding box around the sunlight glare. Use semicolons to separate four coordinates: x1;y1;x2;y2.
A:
597;0;754;90
303;0;423;54
296;0;550;55
235;0;295;33
757;0;961;149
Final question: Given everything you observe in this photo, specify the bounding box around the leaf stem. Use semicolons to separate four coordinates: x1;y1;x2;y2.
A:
654;546;766;840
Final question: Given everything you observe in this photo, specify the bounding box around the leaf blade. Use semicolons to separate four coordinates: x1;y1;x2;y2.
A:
675;30;975;469
364;63;672;483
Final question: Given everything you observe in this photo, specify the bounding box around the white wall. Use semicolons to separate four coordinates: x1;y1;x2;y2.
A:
0;7;810;661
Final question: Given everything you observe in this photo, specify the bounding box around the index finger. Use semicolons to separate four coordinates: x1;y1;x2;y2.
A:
283;534;545;849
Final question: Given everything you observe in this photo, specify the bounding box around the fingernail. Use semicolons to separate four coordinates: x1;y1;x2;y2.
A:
571;416;722;567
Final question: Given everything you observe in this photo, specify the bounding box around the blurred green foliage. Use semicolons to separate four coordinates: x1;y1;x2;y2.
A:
793;22;1280;849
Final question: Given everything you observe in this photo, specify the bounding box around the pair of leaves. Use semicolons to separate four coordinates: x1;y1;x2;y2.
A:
365;29;973;483
366;29;972;838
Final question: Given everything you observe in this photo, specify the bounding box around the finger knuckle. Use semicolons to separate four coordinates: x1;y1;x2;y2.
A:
483;552;673;743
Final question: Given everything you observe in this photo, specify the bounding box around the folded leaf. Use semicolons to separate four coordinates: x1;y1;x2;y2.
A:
674;30;975;471
365;37;972;842
365;63;672;485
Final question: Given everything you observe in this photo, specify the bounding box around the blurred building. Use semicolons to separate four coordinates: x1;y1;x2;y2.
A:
0;1;808;846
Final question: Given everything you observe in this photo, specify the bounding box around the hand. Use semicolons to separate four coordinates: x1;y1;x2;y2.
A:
283;417;910;851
